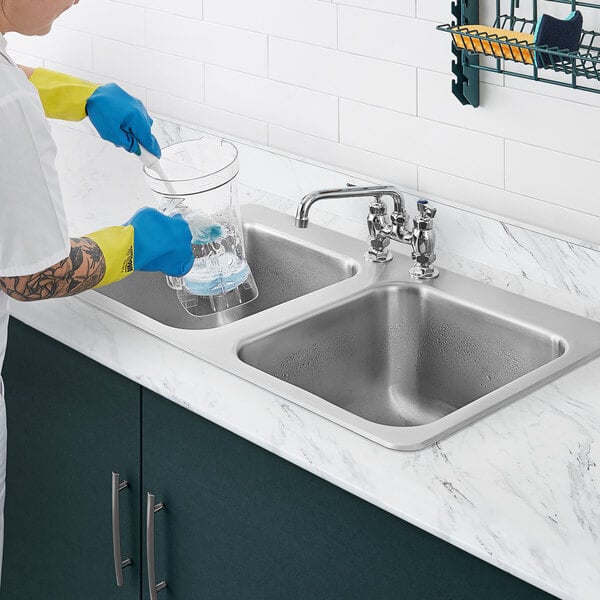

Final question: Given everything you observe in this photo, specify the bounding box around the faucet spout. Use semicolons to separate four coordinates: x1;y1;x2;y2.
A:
295;185;406;228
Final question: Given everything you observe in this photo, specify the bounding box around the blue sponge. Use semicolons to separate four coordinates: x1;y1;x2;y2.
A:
534;11;583;68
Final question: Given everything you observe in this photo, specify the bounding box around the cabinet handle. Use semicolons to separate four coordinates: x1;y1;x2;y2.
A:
111;472;133;587
146;492;167;599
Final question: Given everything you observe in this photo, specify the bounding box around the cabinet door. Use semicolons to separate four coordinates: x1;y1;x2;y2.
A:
0;318;141;600
142;388;554;600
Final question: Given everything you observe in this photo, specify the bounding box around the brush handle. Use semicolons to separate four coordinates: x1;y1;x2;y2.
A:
138;145;159;169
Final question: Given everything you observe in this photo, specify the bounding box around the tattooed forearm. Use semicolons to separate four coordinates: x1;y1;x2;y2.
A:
0;238;106;301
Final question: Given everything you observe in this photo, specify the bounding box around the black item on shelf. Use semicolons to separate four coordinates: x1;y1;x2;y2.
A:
534;10;583;67
437;0;600;106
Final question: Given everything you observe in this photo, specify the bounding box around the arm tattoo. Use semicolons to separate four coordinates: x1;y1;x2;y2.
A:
0;238;106;301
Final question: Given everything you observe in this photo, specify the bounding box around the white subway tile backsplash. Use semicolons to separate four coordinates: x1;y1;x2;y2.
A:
419;69;600;163
418;167;600;246
205;66;339;141
269;125;418;189
506;67;600;109
147;91;269;146
334;0;415;17
505;142;600;217
232;142;377;220
204;0;337;48
116;0;203;19
269;38;416;114
340;100;504;187
7;27;93;71
93;37;204;103
338;6;451;72
415;0;496;24
416;2;452;23
55;0;145;45
146;11;268;76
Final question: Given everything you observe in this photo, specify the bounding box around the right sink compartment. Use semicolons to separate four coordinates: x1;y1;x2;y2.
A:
239;285;564;427
237;280;600;449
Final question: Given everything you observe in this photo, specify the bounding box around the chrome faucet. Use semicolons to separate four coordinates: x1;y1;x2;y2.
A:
295;184;439;279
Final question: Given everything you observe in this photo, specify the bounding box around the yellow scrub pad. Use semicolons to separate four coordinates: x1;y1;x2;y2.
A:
451;25;534;64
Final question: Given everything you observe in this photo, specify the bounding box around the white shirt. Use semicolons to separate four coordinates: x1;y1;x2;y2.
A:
0;34;70;371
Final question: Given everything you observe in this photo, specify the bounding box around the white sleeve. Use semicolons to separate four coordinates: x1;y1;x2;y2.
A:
0;86;70;277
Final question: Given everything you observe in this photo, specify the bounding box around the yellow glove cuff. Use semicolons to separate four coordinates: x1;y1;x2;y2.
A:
84;226;134;288
29;68;100;121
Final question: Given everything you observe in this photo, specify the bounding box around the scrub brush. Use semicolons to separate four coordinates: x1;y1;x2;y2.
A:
186;211;224;244
138;147;224;244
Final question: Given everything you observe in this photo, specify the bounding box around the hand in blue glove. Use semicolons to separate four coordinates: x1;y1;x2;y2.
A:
86;83;161;158
125;207;194;277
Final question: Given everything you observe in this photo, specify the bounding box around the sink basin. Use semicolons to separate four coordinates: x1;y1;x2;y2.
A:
97;216;358;329
89;204;600;449
232;234;600;449
239;284;564;428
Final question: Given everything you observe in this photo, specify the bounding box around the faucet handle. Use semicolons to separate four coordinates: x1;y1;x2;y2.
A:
416;199;437;220
409;199;439;279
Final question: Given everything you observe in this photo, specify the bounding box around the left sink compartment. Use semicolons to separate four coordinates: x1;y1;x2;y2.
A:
96;210;358;330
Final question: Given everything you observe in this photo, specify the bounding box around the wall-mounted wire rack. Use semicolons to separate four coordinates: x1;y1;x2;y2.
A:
437;0;600;107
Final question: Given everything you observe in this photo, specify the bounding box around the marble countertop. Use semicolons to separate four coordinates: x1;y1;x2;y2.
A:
10;121;600;600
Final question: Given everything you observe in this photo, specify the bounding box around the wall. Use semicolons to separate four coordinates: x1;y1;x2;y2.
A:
6;0;600;245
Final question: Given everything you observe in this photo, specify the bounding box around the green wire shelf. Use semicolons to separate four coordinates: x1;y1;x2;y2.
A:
438;0;600;106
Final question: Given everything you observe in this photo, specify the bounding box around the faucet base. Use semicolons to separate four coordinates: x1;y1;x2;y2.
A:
409;265;439;279
365;249;393;263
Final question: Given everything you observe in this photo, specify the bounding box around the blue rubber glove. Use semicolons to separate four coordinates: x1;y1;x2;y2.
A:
124;207;194;277
86;83;161;157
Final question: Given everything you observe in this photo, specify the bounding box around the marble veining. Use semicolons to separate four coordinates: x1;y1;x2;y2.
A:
21;117;600;599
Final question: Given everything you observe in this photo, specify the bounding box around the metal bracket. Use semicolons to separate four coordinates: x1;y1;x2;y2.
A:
450;0;480;107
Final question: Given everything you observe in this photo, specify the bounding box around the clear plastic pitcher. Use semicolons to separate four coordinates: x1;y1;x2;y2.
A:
143;137;258;317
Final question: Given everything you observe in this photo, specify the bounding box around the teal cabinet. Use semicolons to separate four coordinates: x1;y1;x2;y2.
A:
0;319;141;600
142;389;554;599
0;319;555;599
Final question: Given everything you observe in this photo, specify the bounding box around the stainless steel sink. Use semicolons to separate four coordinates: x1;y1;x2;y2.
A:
235;266;599;449
88;204;600;449
97;216;358;329
238;284;564;427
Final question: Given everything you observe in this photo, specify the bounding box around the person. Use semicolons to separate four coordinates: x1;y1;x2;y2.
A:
0;0;195;575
